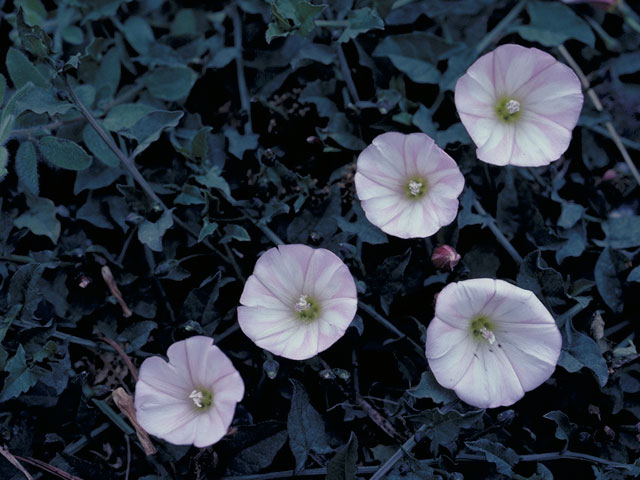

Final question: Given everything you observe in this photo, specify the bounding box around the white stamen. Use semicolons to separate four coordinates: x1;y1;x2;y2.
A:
189;390;204;408
408;180;423;196
295;294;311;312
480;327;496;345
505;99;520;115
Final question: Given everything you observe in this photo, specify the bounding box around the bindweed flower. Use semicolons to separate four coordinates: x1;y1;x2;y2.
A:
455;44;583;167
238;244;358;360
355;132;465;239
425;279;562;408
431;245;462;271
134;336;244;447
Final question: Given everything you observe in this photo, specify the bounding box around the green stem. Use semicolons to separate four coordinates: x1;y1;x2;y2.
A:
315;19;350;28
370;425;428;480
474;0;527;55
228;5;253;135
472;198;524;264
219;466;379;480
358;302;425;357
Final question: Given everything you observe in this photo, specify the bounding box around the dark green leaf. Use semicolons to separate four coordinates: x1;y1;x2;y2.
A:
287;379;331;472
0;345;38;402
417;408;484;455
326;432;358;480
558;319;609;387
6;47;48;88
14;196;60;243
465;439;519;476
266;0;327;43
15;141;39;196
594;248;626;313
39;136;91;171
408;371;456;404
138;210;174;252
143;66;197;101
517;1;595;47
225;431;288;475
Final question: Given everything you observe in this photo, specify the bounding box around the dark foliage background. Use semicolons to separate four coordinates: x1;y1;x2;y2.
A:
0;0;639;478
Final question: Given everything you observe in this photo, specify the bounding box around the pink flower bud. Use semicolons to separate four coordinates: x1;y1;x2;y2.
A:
431;245;461;271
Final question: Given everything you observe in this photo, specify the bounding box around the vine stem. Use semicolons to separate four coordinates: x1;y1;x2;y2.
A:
370;425;428;480
557;44;640;188
474;0;527;55
219;466;379;480
472;198;524;264
358;302;425;357
338;44;361;104
63;76;244;280
228;5;253;134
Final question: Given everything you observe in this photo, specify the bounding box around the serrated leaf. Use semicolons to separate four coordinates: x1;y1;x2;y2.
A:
0;345;38;402
326;432;358;480
39;136;91;171
15;141;39;196
287;379;331;472
138;209;174;252
14;195;60;243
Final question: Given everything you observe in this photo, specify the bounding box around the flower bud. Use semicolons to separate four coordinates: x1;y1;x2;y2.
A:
431;245;461;271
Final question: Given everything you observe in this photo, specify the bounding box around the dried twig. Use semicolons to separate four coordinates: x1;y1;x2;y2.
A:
101;265;133;317
99;337;138;381
0;446;34;480
111;387;157;456
11;455;83;480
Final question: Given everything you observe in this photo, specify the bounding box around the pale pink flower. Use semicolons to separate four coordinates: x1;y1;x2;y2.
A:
238;244;357;360
355;132;465;239
134;336;244;447
455;44;583;167
425;279;562;408
431;245;461;271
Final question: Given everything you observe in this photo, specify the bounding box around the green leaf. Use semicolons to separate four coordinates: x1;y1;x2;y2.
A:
417;408;484;455
543;410;577;448
95;48;121;98
594;248;626;313
0;146;8;181
326;432;358;480
15;141;39;196
338;8;384;43
517;251;565;308
221;225;250;243
142;66;197;101
407;371;456;404
121;16;155;55
195;167;235;203
138;209;174;252
121;110;184;156
266;0;327;43
225;430;288;475
82;124;120;167
627;265;640;283
16;7;53;58
6;47;48;88
103;103;157;131
558;318;609;387
14;195;61;243
287;379;331;472
225;128;260;158
0;345;38;402
39;136;91;171
0;73;6;105
373;33;446;84
74;160;123;194
198;220;218;243
14;83;75;116
598;215;640;249
517;1;595;47
465;439;519;476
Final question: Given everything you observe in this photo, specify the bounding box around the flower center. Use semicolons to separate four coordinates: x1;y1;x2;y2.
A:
294;294;320;322
470;316;497;344
189;389;213;409
495;97;522;122
405;176;427;199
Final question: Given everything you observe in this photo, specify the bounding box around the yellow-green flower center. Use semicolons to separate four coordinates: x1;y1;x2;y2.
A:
294;294;320;322
405;176;427;199
189;388;213;409
470;315;496;344
495;97;521;123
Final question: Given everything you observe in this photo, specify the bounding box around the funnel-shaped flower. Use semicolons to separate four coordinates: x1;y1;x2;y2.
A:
134;336;244;447
455;44;583;167
238;244;357;360
425;279;562;408
355;132;465;239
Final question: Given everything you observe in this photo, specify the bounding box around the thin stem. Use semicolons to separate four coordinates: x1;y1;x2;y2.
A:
214;322;240;343
358;301;424;357
228;5;253;134
64;76;243;278
338;44;361;104
588;125;640;151
474;0;527;55
13;320;112;351
315;19;350;28
219;466;379;480
457;450;637;469
472;198;524;264
370;425;428;480
243;213;285;245
557;45;640;188
0;254;36;263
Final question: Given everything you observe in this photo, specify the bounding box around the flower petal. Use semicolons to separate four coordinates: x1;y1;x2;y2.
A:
426;317;477;389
